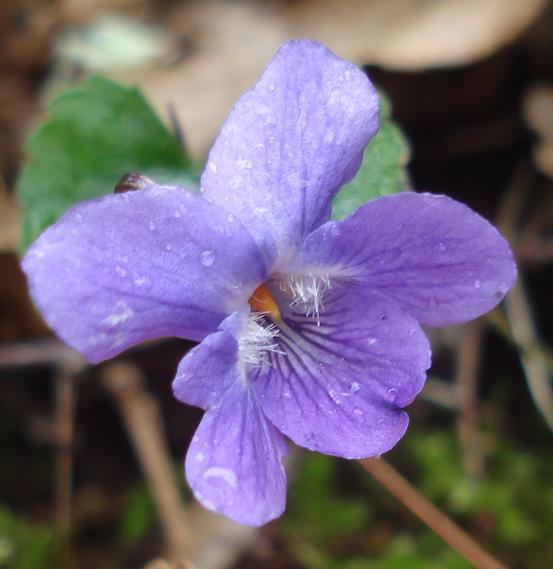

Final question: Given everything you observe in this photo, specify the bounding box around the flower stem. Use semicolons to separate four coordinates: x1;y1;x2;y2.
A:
358;458;509;569
102;362;191;562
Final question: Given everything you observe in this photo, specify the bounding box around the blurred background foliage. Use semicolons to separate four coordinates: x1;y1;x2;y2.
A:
283;426;553;568
1;1;553;568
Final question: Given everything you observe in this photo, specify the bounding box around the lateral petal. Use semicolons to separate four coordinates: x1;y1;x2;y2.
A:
294;192;516;326
22;185;266;363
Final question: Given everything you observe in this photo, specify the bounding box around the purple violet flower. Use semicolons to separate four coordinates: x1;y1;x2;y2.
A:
22;40;516;526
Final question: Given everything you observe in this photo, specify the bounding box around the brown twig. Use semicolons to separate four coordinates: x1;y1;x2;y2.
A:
488;309;553;375
143;559;197;569
504;277;553;431
143;560;173;569
0;339;83;369
0;339;84;566
455;319;485;478
167;102;187;152
359;458;509;569
102;362;192;562
53;364;76;546
516;234;553;266
422;376;459;411
495;159;553;432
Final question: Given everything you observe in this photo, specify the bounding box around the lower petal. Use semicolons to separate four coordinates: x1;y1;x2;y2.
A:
185;382;288;526
173;312;288;526
252;285;431;458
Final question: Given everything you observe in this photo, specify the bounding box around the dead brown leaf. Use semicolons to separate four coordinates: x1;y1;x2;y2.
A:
113;0;547;158
524;85;553;179
290;0;548;71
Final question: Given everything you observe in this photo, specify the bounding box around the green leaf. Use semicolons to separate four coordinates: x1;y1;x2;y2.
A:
283;453;370;545
118;484;155;544
17;76;197;251
331;93;410;220
0;506;54;569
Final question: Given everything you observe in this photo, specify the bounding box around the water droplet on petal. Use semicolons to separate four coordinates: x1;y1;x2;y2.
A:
350;382;360;394
133;276;150;287
330;223;341;237
387;388;397;400
324;131;334;144
208;161;218;174
200;250;215;267
115;266;127;277
149;221;156;231
268;82;276;91
227;213;234;222
328;389;341;404
474;280;481;289
165;244;172;251
438;242;447;251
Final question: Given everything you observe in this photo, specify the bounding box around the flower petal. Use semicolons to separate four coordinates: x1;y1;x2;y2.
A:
172;311;244;410
22;185;266;363
294;192;516;326
201;39;379;267
174;312;288;526
185;387;288;526
252;285;431;458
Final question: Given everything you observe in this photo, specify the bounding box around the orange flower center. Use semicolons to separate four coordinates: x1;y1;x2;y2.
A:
248;283;281;322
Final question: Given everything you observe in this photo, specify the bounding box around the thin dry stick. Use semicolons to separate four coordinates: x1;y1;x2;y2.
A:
489;305;553;431
0;340;84;566
423;376;459;411
455;319;485;478
488;309;553;376
0;339;83;369
359;458;509;569
495;159;553;431
504;278;553;431
53;365;76;543
102;362;192;562
143;559;197;569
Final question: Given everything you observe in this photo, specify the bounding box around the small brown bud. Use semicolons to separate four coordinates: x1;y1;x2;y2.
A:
114;172;154;194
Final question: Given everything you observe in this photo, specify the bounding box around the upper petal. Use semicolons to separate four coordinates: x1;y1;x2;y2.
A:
252;284;431;459
201;39;379;268
293;192;516;326
22;185;266;363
